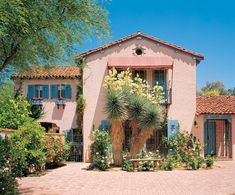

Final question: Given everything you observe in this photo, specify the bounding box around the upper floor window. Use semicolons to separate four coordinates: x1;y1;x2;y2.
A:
153;70;167;88
51;84;72;99
133;70;146;81
27;85;49;99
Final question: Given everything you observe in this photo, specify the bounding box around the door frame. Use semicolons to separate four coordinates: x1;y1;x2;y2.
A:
203;115;232;157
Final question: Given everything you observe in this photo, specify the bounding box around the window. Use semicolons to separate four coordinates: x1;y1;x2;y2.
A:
51;84;72;99
135;48;143;55
153;70;167;101
35;85;43;98
27;85;49;99
153;70;166;88
57;84;66;98
133;70;146;81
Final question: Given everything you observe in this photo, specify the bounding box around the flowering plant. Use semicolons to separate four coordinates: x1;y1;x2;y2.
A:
90;129;111;170
103;68;164;105
45;135;70;167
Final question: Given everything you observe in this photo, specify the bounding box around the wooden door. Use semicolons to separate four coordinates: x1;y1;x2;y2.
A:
204;121;216;155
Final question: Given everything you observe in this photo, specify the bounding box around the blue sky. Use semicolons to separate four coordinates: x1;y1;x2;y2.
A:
79;0;235;90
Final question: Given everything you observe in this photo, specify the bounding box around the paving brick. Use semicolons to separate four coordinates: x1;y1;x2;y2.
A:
18;161;235;195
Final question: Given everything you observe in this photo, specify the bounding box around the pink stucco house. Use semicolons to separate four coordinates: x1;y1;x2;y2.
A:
13;32;235;162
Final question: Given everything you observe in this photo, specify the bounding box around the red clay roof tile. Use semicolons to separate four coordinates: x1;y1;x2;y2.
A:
196;96;235;115
12;66;80;79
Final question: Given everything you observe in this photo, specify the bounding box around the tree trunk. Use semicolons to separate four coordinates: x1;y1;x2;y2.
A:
129;129;154;158
111;120;124;166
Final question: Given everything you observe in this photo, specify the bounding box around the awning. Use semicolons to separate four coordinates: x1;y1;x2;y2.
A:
108;56;173;70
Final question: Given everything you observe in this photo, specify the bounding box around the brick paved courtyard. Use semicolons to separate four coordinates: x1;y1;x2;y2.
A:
18;161;235;195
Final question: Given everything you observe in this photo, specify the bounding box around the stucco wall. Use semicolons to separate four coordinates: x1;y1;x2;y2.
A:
83;37;198;162
192;115;204;140
17;79;78;132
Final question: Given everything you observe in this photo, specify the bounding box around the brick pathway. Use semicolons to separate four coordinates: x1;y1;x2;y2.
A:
18;161;235;195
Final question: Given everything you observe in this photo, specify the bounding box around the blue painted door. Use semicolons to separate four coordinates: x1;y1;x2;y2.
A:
204;121;216;155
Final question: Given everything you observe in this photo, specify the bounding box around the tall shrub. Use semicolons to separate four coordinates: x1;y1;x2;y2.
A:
9;120;46;175
0;137;17;194
90;129;111;170
163;131;204;170
45;135;70;168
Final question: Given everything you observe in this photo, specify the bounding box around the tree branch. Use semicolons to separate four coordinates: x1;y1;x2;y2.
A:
0;43;20;72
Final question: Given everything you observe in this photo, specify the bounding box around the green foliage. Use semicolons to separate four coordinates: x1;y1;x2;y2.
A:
122;150;162;172
139;103;163;130
163;132;204;170
0;0;110;72
90;129;111;170
0;137;17;194
205;155;215;168
9;120;46;175
122;150;134;172
159;154;174;171
45;135;70;168
29;104;44;120
105;90;128;120
199;81;228;96
0;95;31;129
0;81;14;101
228;87;235;96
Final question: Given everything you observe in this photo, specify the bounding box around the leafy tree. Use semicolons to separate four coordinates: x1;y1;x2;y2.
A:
199;81;228;96
228;87;235;95
0;81;15;101
201;90;220;96
0;0;110;72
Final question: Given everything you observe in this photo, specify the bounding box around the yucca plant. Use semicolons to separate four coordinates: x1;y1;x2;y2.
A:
105;89;127;166
129;102;163;158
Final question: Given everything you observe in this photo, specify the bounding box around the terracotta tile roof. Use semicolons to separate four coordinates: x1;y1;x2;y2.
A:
12;66;80;79
76;32;204;60
196;96;235;115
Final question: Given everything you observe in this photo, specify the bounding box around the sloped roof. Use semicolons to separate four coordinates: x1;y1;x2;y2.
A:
12;66;80;79
76;32;204;60
196;96;235;115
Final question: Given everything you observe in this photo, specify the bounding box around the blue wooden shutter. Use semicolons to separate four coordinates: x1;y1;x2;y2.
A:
65;85;72;99
167;120;179;138
50;85;57;99
27;85;34;99
42;85;49;99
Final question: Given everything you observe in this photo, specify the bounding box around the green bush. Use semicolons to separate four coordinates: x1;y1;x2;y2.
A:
163;131;204;170
0;137;17;194
9;120;46;175
122;151;133;171
45;135;70;168
159;154;175;171
205;155;215;168
90;129;111;170
0;95;31;129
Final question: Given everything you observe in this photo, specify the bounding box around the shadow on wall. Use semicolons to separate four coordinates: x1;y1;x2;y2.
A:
52;106;64;120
